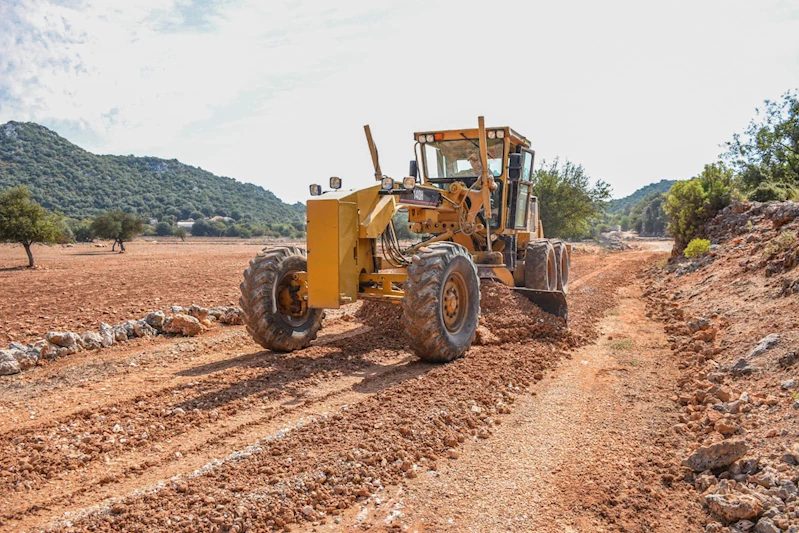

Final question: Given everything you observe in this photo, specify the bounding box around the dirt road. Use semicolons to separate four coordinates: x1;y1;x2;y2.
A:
0;244;705;533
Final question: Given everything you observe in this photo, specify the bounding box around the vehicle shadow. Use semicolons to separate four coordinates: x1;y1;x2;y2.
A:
174;326;428;412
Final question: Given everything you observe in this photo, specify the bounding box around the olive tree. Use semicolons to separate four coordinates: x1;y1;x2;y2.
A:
531;159;611;239
0;186;63;267
90;210;144;252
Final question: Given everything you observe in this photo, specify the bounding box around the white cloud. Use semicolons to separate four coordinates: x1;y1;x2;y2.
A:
1;0;798;203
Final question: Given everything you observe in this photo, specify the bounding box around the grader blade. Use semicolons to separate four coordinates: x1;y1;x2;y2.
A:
510;287;568;322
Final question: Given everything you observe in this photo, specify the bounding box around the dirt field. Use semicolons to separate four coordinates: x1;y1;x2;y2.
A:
0;241;713;533
0;240;288;345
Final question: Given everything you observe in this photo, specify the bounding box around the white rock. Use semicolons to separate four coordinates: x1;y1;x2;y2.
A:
747;334;780;358
44;331;82;349
82;331;103;350
99;322;115;347
132;320;157;337
0;350;21;375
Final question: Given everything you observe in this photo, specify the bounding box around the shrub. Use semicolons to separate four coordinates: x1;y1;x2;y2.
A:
665;179;707;249
748;182;797;202
684;238;711;258
665;164;737;251
764;231;797;257
155;221;173;236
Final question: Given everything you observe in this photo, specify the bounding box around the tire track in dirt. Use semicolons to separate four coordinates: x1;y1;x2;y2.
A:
344;278;704;532
28;252;659;533
2;351;430;530
0;318;424;529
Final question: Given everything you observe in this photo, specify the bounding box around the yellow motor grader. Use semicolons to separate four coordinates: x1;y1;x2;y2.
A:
239;117;569;362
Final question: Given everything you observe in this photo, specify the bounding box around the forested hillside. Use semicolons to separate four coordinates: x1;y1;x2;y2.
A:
596;179;675;236
609;179;676;215
0;122;304;223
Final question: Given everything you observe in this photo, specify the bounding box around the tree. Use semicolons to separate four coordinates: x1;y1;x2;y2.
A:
91;210;144;252
65;218;94;242
0;185;63;267
173;226;187;241
155;221;173;236
664;163;737;251
664;179;707;250
724;90;799;192
531;159;611;239
639;194;667;236
698;162;735;212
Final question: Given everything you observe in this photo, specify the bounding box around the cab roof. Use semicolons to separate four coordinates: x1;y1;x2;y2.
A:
413;126;531;149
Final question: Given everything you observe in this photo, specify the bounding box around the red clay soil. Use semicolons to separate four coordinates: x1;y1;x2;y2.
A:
0;243;711;533
643;202;799;533
0;240;272;345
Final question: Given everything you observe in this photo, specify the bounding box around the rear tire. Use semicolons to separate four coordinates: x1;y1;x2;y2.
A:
551;240;570;294
239;246;323;352
524;240;557;291
401;242;480;363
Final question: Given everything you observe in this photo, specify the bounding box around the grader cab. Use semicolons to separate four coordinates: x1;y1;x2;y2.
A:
239;117;569;362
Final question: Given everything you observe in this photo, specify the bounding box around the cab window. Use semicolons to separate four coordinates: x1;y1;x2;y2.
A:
515;183;529;228
522;151;534;182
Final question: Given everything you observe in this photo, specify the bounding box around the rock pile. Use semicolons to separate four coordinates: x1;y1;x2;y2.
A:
647;292;799;531
643;202;799;531
0;304;244;376
707;201;799;281
646;289;799;530
596;233;635;251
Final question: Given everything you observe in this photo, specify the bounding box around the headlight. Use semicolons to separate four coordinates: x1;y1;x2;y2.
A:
402;177;416;189
309;184;322;196
418;134;427;143
329;177;341;189
425;134;434;142
496;130;505;139
487;130;496;139
381;177;394;190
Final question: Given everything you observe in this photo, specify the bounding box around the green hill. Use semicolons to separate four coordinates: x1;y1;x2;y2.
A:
609;179;676;215
0;121;304;223
595;179;676;236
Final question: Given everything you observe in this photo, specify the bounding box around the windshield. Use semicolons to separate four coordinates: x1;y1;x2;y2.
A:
422;139;504;180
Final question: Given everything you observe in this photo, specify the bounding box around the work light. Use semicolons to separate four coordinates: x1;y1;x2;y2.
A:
425;134;434;142
309;184;322;196
329;177;342;189
418;134;427;143
402;177;416;189
496;130;505;139
487;130;496;139
381;177;394;190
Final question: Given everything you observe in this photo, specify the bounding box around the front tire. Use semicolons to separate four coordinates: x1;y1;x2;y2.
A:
401;242;480;363
239;246;323;352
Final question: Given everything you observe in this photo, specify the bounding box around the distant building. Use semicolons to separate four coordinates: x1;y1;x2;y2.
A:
210;216;233;222
176;221;194;229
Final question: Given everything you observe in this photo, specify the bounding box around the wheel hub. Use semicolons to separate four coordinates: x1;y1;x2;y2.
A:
442;273;467;333
277;271;309;327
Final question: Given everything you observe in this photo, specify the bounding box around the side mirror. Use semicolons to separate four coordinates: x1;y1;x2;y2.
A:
508;153;523;180
409;160;418;178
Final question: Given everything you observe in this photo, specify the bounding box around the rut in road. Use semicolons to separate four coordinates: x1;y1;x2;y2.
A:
0;319;427;529
349;276;706;532
16;251;658;533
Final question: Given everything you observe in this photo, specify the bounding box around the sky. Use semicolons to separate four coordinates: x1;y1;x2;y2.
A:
1;0;798;204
